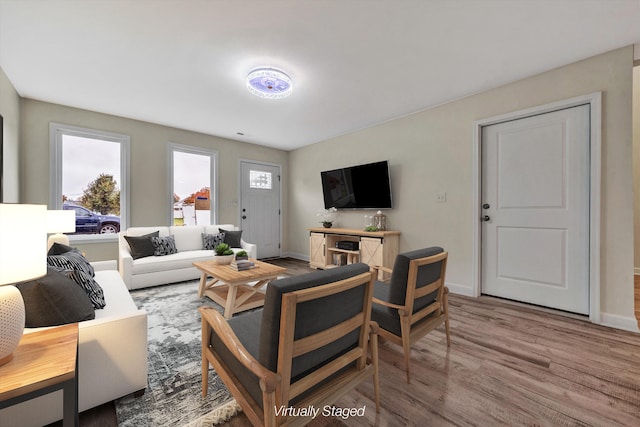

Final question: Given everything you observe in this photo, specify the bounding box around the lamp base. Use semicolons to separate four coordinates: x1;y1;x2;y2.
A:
0;285;26;366
48;233;70;250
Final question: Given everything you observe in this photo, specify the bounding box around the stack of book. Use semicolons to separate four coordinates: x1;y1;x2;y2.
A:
230;259;257;271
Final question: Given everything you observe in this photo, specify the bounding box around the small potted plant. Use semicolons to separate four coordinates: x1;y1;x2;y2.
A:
213;243;234;264
317;207;338;228
234;250;249;261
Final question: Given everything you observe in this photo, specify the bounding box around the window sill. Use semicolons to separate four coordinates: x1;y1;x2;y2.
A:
68;234;119;245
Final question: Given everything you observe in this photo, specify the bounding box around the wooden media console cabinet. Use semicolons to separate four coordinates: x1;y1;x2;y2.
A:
308;227;400;279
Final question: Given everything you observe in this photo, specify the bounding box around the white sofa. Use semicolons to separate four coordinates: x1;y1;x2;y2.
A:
0;260;148;427
119;224;257;290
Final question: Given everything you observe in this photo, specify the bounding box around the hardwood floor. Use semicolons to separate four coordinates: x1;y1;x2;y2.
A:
68;260;640;426
635;274;640;329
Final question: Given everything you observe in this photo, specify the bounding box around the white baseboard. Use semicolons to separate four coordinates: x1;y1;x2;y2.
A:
635;268;640;275
599;312;640;333
446;282;475;297
282;252;308;261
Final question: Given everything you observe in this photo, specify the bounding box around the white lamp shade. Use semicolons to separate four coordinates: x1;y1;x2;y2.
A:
0;204;48;285
46;209;76;233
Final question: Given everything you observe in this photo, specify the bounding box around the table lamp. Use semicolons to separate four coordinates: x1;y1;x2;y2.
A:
47;209;76;249
0;204;47;366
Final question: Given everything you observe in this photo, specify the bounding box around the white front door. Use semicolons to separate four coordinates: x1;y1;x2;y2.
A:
481;104;590;314
240;161;281;259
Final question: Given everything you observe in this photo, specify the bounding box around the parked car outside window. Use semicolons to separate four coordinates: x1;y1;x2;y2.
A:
63;203;121;234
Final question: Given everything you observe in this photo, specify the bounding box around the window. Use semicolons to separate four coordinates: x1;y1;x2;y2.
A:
249;170;273;189
169;143;218;226
50;123;130;241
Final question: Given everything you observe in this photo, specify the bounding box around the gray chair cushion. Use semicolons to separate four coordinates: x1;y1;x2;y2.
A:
372;280;402;335
209;309;263;408
384;247;444;315
259;263;370;380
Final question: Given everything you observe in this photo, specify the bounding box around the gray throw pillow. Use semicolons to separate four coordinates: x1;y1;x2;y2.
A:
219;228;242;247
151;235;178;256
202;232;226;250
124;231;160;259
16;267;95;327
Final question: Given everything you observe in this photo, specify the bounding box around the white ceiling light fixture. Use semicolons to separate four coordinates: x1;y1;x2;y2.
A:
246;67;292;99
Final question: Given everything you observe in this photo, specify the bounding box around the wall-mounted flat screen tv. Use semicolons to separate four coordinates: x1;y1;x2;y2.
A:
321;160;392;209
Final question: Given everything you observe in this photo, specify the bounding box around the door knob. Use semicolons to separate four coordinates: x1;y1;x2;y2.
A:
482;215;490;222
482;203;490;209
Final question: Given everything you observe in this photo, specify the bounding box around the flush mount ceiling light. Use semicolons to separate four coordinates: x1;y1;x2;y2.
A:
246;67;292;99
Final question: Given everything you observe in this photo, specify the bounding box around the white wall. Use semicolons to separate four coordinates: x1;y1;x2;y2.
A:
0;65;20;202
289;46;635;325
19;99;289;261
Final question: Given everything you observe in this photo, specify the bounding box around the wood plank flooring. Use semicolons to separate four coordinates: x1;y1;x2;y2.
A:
635;274;640;329
58;260;640;426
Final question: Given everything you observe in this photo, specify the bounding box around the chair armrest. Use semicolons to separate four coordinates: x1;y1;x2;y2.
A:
199;307;278;392
371;265;393;275
372;297;405;312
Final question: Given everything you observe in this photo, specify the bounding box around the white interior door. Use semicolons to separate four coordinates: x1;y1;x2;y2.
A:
481;104;590;314
240;161;281;259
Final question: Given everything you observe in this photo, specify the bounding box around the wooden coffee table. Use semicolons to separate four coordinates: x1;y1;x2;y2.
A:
193;259;287;319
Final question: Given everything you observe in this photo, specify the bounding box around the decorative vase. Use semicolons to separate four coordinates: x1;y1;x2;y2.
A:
213;254;234;265
0;285;25;365
322;222;333;228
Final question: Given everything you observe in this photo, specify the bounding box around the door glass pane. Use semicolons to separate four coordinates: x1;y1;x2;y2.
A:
249;170;272;189
173;151;210;226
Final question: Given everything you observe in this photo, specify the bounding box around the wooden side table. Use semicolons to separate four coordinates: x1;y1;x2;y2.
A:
0;323;79;427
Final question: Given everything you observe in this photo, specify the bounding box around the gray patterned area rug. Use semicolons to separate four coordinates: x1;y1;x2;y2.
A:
114;280;242;426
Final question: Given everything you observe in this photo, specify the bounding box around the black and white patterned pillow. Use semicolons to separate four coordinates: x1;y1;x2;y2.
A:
47;248;105;309
47;248;95;278
151;235;178;256
202;232;225;250
61;269;106;309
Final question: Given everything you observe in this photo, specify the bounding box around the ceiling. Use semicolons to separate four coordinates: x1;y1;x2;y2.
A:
1;0;639;151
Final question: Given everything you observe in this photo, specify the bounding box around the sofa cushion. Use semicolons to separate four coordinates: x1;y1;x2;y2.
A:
124;231;159;259
93;270;141;320
202;232;225;250
259;263;370;378
131;249;215;274
151;235;178;256
16;267;95;327
219;228;243;247
170;226;205;252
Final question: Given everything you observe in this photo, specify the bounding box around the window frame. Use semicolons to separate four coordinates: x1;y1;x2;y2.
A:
49;122;130;243
168;142;219;226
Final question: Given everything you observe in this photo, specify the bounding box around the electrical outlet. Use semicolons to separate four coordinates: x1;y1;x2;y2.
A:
436;192;447;203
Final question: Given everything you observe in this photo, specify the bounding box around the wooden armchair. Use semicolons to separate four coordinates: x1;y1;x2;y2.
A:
371;247;450;383
200;263;380;427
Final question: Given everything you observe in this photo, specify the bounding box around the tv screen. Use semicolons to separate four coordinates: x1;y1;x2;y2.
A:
321;160;392;209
